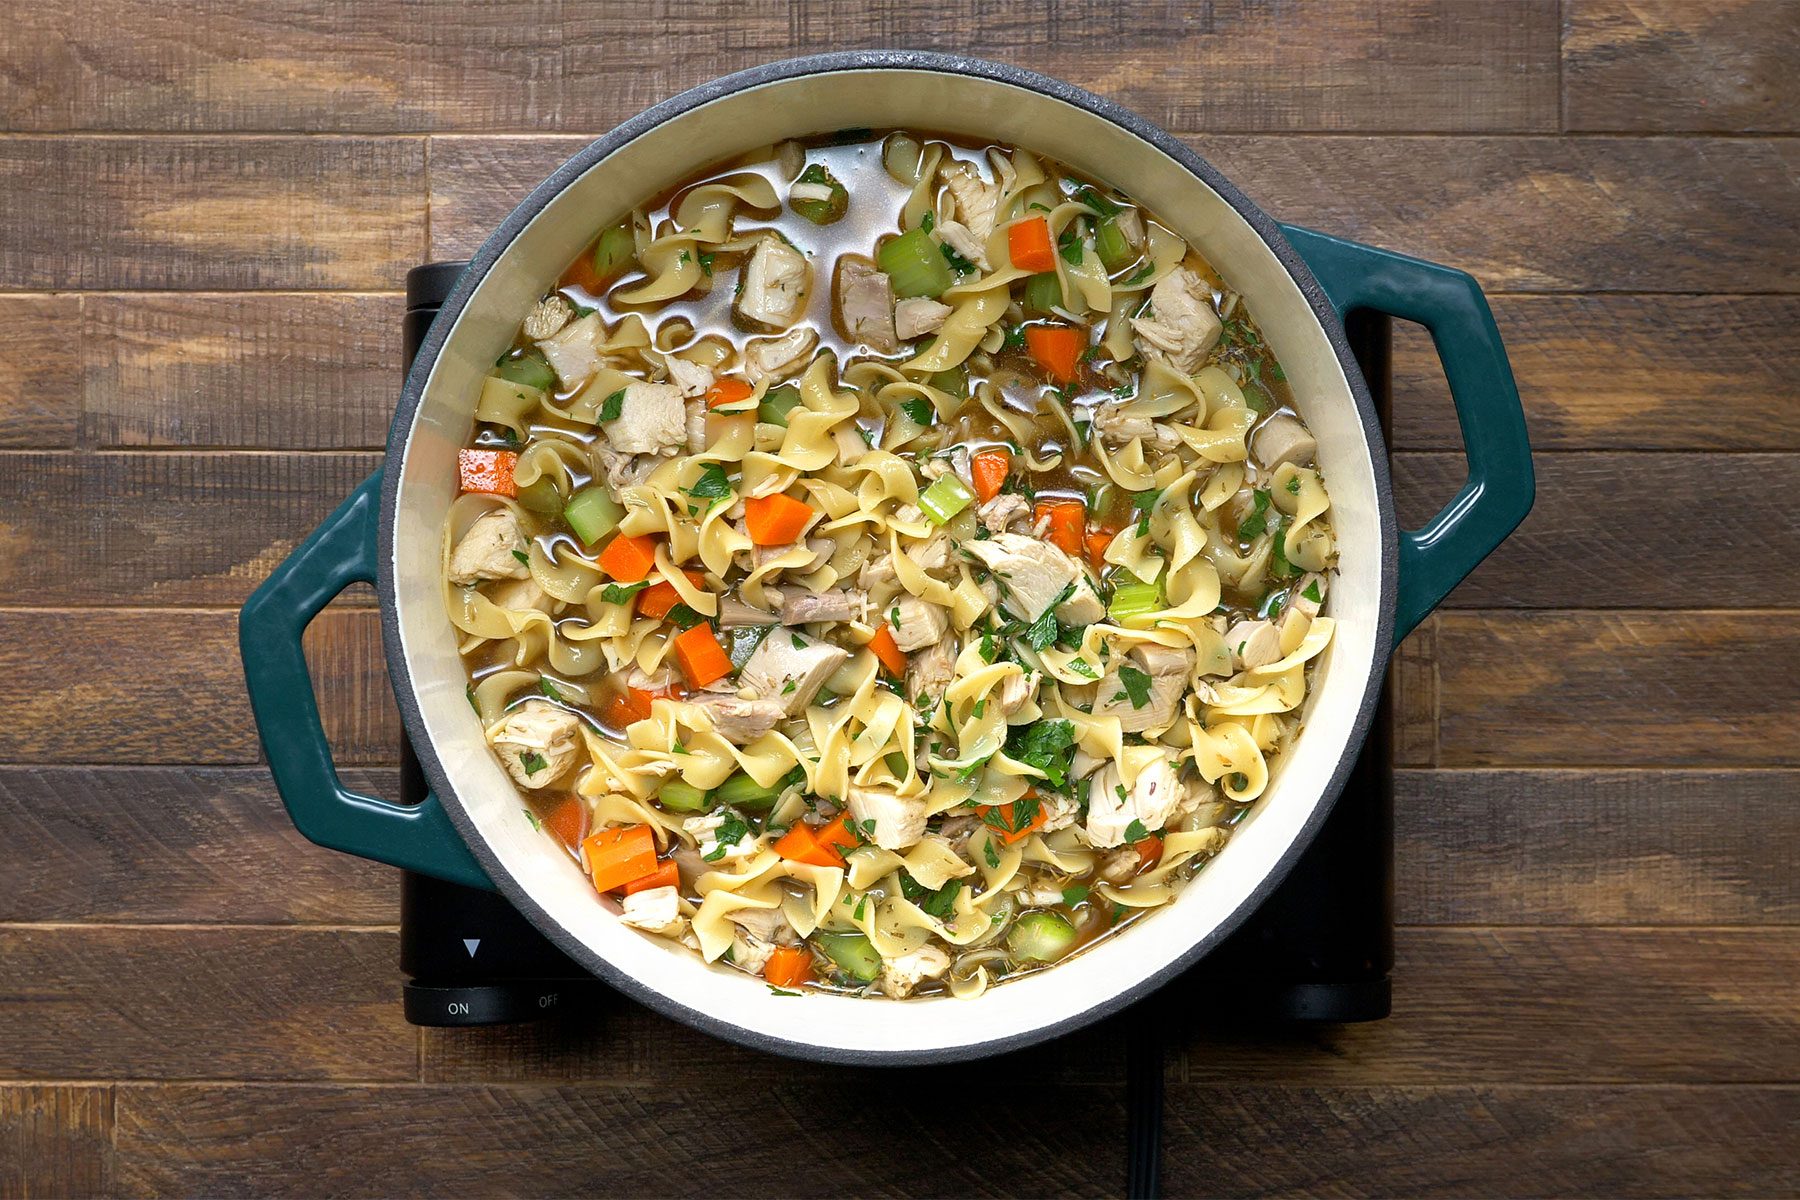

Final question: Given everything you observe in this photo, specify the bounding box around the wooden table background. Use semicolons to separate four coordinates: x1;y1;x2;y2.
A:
3;2;1797;1195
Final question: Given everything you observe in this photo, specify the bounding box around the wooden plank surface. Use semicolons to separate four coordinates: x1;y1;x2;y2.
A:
0;138;425;290
0;767;398;925
1563;0;1800;133
80;293;404;449
0;927;414;1081
4;5;1795;1196
1;1;1558;134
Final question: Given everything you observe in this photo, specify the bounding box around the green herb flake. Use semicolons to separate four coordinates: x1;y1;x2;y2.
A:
939;241;975;274
600;580;650;604
666;603;706;630
1125;818;1150;841
1115;665;1153;710
511;548;531;566
522;807;542;832
768;985;803;997
983;839;1001;869
1302;579;1324;604
465;684;479;714
1062;884;1089;906
899;397;934;426
1057;224;1084;266
1067;658;1098;679
599;388;626;423
1003;719;1078;789
685;462;732;500
1237;489;1273;540
519;750;548;777
539;678;563;702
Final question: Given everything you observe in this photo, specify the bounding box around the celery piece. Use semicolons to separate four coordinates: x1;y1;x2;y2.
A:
1095;218;1135;272
494;350;557;392
814;931;881;982
592;222;635;280
878;227;954;299
515;477;562;516
918;473;975;525
758;384;803;427
715;771;781;811
1007;911;1078;963
789;164;849;225
657;779;710;813
928;365;968;398
563;487;623;546
1107;577;1164;621
1022;271;1063;316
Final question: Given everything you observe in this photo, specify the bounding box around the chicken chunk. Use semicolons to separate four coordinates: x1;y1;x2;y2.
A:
936;218;989;270
895;297;952;340
740;630;849;714
847;785;929;851
521;294;573;341
1099;847;1144;884
742;327;818;384
1091;398;1181;449
1132;267;1223;374
1086;756;1184;849
447;509;531;585
1253;414;1318;471
1283;572;1328;620
664;356;714;399
593;441;655;494
978;493;1031;534
1225;618;1284;671
998;668;1039;716
781;588;864;626
486;699;581;790
878;944;951;999
964;533;1081;623
942;161;999;240
718;597;780;627
692;695;786;744
601;381;686;455
906;637;958;708
736;236;809;329
535;311;605;390
1057;573;1107;626
1093;642;1192;733
618;885;686;936
837;259;897;353
887;595;951;653
683;810;757;863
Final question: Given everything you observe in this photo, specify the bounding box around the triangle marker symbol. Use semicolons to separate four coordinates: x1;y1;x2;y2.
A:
462;938;481;958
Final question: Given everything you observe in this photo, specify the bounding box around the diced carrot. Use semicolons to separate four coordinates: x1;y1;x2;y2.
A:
1035;499;1086;556
775;814;859;867
980;799;1048;845
603;691;646;729
970;448;1012;502
541;794;588;853
764;945;814;989
636;569;707;621
815;813;861;859
1132;835;1165;870
743;493;815;546
457;448;518;497
1085;528;1116;570
1008;216;1056;274
705;377;755;410
868;624;907;677
621;859;680;895
596;532;659;583
581;824;657;894
671;623;732;688
1024;324;1086;385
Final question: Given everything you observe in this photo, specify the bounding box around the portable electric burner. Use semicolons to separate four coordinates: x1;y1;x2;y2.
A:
394;262;1396;1031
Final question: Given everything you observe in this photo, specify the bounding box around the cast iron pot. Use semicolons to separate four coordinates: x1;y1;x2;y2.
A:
241;52;1533;1064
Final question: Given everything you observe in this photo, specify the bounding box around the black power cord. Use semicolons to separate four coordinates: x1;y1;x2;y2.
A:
1124;1018;1164;1199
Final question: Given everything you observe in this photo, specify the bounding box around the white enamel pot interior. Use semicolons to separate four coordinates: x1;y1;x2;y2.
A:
380;53;1395;1064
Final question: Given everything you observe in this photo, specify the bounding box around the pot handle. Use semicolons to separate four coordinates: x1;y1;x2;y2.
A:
240;469;492;889
1280;224;1534;639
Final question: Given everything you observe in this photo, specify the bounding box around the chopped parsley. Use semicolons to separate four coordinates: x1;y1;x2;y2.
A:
1062;884;1090;906
698;251;715;276
1024;605;1061;651
519;750;548;777
522;807;542;832
920;211;935;233
1067;658;1098;679
782;679;798;695
1004;719;1078;788
1125;818;1150;841
703;812;751;862
1002;324;1026;350
685;462;732;501
1237;489;1273;540
538;677;563;702
1131;488;1161;536
598;388;626;422
1057;224;1084;266
665;603;706;630
511;548;530;566
767;986;802;997
983;839;1001;868
1286;475;1302;496
600;580;650;604
1270;520;1299;579
1123;262;1155;286
1114;665;1153;710
899;397;934;426
1302;579;1324;604
939;241;976;274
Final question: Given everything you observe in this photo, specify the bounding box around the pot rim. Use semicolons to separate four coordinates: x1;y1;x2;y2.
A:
378;49;1398;1064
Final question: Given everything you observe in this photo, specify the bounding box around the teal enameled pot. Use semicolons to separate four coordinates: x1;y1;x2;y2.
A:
240;52;1532;1064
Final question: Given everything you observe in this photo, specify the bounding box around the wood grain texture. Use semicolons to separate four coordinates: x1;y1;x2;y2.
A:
1429;611;1800;767
1388;296;1800;451
1392;453;1800;608
0;138;424;289
0;0;1558;134
0;608;398;765
0;928;413;1082
1390;624;1438;767
81;293;404;448
0;767;398;924
1169;928;1800;1085
1395;769;1800;926
1158;1084;1800;1198
0;452;382;605
1563;0;1800;132
0;1086;112;1198
0;296;81;449
429;134;1800;293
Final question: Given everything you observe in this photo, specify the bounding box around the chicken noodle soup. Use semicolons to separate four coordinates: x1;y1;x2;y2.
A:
444;130;1335;999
